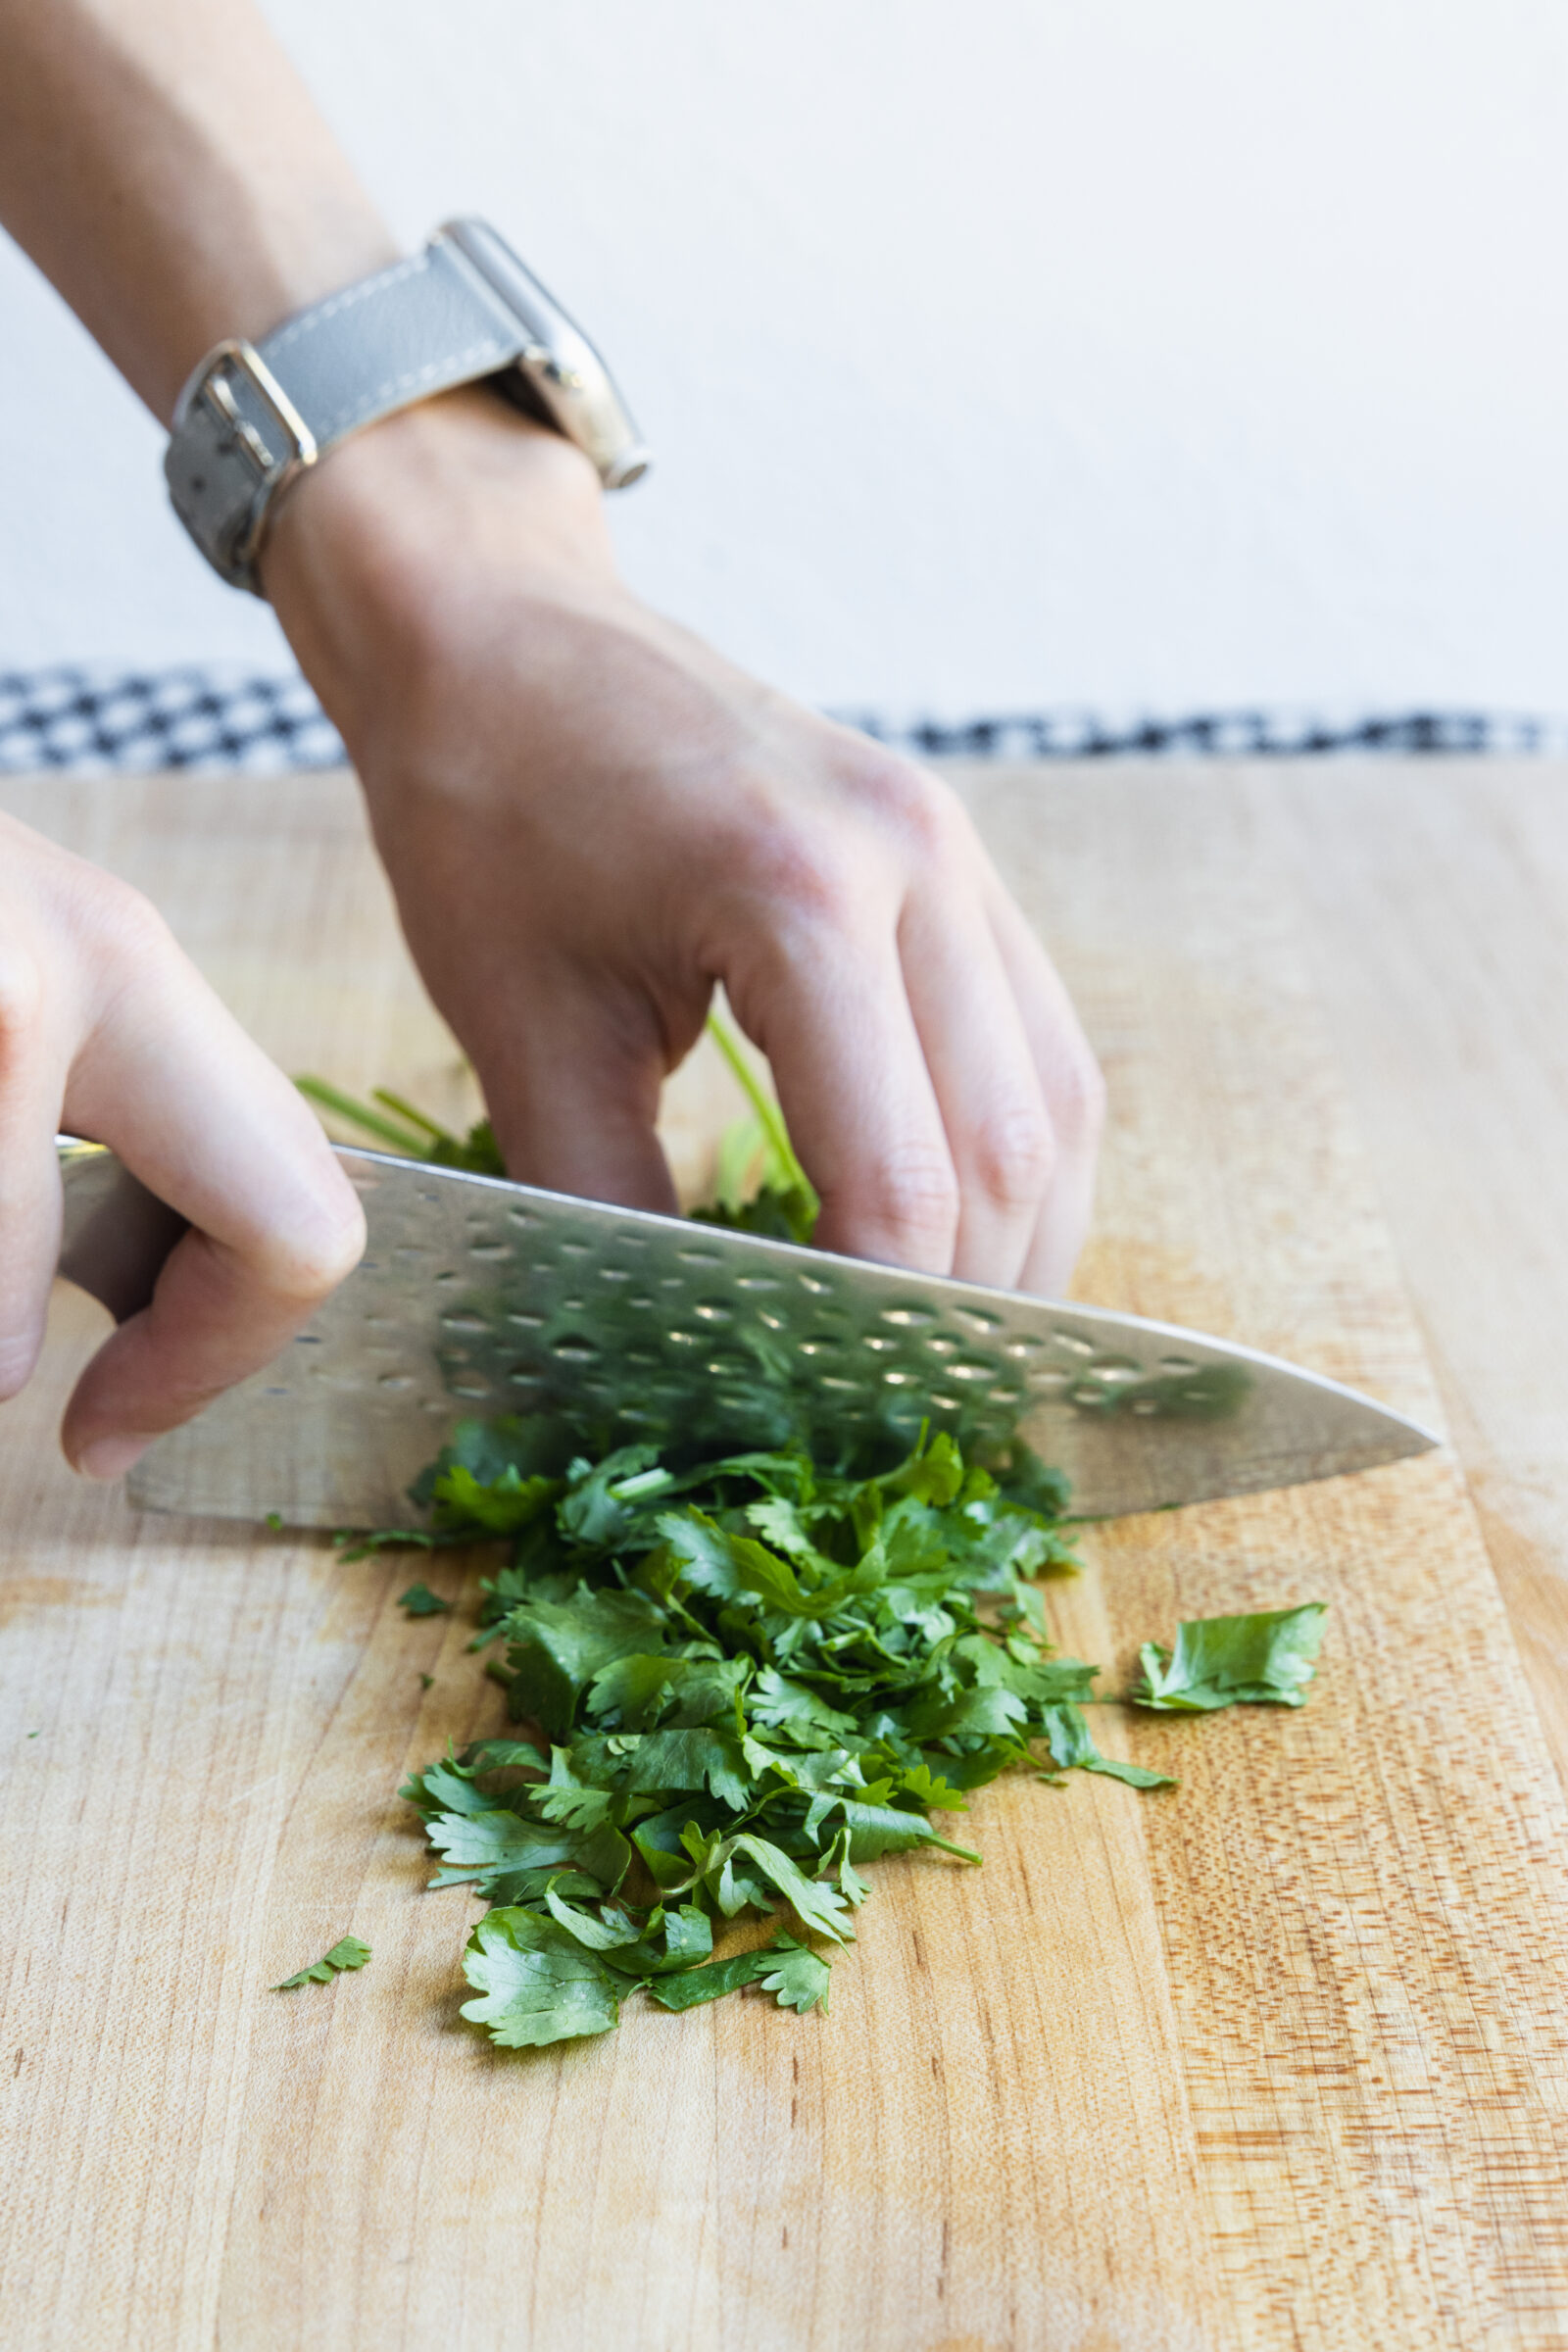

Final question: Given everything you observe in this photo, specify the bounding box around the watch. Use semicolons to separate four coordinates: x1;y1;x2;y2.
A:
164;218;651;595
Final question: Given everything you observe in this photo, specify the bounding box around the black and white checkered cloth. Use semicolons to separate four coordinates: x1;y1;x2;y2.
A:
0;667;343;774
2;667;1563;773
841;707;1568;760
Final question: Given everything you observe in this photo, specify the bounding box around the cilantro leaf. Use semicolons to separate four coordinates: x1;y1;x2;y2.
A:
689;1183;818;1248
558;1445;666;1548
398;1582;452;1618
421;1806;585;1892
1036;1702;1176;1790
460;1909;623;2046
625;1727;754;1810
759;1934;834;2014
271;1935;371;1991
419;1796;630;1900
1132;1603;1328;1711
504;1587;668;1736
429;1462;560;1536
714;1833;857;1942
646;1932;833;2016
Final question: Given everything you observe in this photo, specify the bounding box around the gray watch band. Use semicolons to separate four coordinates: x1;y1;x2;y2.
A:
165;219;650;595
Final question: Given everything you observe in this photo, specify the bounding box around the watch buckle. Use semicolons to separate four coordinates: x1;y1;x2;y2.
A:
195;339;317;476
189;339;318;575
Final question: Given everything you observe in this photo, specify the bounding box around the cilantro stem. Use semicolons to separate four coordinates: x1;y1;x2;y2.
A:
294;1075;430;1155
609;1466;676;1500
705;1009;818;1213
371;1088;456;1146
925;1835;985;1864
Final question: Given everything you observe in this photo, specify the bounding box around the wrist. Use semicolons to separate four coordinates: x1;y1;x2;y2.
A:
262;386;619;737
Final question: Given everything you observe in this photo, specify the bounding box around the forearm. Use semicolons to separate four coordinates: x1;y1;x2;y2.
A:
0;0;394;419
0;3;1105;1301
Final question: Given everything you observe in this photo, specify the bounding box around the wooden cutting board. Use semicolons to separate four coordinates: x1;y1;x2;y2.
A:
3;762;1567;2352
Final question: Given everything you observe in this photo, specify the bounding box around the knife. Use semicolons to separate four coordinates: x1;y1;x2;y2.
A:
54;1137;1438;1529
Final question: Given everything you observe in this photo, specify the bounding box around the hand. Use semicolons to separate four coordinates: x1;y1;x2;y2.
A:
266;390;1104;1294
0;813;365;1476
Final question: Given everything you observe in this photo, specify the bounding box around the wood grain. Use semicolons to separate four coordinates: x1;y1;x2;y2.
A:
2;762;1567;2351
1271;764;1568;1799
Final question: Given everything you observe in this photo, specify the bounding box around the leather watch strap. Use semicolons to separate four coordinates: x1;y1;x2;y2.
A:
165;220;649;594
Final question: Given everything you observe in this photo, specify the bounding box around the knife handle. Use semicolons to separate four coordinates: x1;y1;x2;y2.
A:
55;1138;190;1324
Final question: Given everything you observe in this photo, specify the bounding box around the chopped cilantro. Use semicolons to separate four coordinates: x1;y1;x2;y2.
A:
392;1421;1176;2048
291;1054;1325;2048
1131;1602;1328;1710
271;1935;371;1991
399;1583;453;1618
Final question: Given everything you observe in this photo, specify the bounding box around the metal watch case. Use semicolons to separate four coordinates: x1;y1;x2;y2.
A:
165;219;650;594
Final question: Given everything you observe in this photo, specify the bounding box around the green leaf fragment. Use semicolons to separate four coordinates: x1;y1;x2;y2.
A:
759;1935;834;2014
718;1832;857;1941
271;1936;371;1992
1132;1603;1328;1711
461;1909;623;2046
505;1586;667;1736
431;1461;561;1536
398;1582;452;1617
1036;1702;1176;1790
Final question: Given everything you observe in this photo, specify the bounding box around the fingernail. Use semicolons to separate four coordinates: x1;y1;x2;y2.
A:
75;1434;152;1482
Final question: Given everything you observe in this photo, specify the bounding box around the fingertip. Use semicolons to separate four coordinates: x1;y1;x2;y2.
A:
269;1176;368;1300
0;1319;48;1406
70;1430;152;1483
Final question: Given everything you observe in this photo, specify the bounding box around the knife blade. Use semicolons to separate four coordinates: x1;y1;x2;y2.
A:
54;1137;1438;1527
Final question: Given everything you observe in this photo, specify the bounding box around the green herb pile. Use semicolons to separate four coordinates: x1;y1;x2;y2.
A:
385;1422;1325;2048
299;1029;1327;2048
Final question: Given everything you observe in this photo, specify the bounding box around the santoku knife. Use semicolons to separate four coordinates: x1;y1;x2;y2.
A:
54;1138;1439;1529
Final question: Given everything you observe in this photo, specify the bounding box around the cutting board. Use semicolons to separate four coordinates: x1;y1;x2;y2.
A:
3;763;1567;2352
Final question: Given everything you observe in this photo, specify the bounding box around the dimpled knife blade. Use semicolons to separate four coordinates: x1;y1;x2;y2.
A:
54;1139;1439;1528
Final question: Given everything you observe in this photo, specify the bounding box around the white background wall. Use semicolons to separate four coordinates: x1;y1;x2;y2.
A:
2;0;1565;719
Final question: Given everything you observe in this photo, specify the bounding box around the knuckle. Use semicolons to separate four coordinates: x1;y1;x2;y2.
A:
734;816;858;930
0;943;44;1047
1050;1046;1108;1147
840;748;960;860
857;1142;960;1253
80;870;174;965
970;1102;1056;1215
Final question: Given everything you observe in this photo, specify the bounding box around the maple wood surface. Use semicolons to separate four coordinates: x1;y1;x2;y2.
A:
2;761;1567;2352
